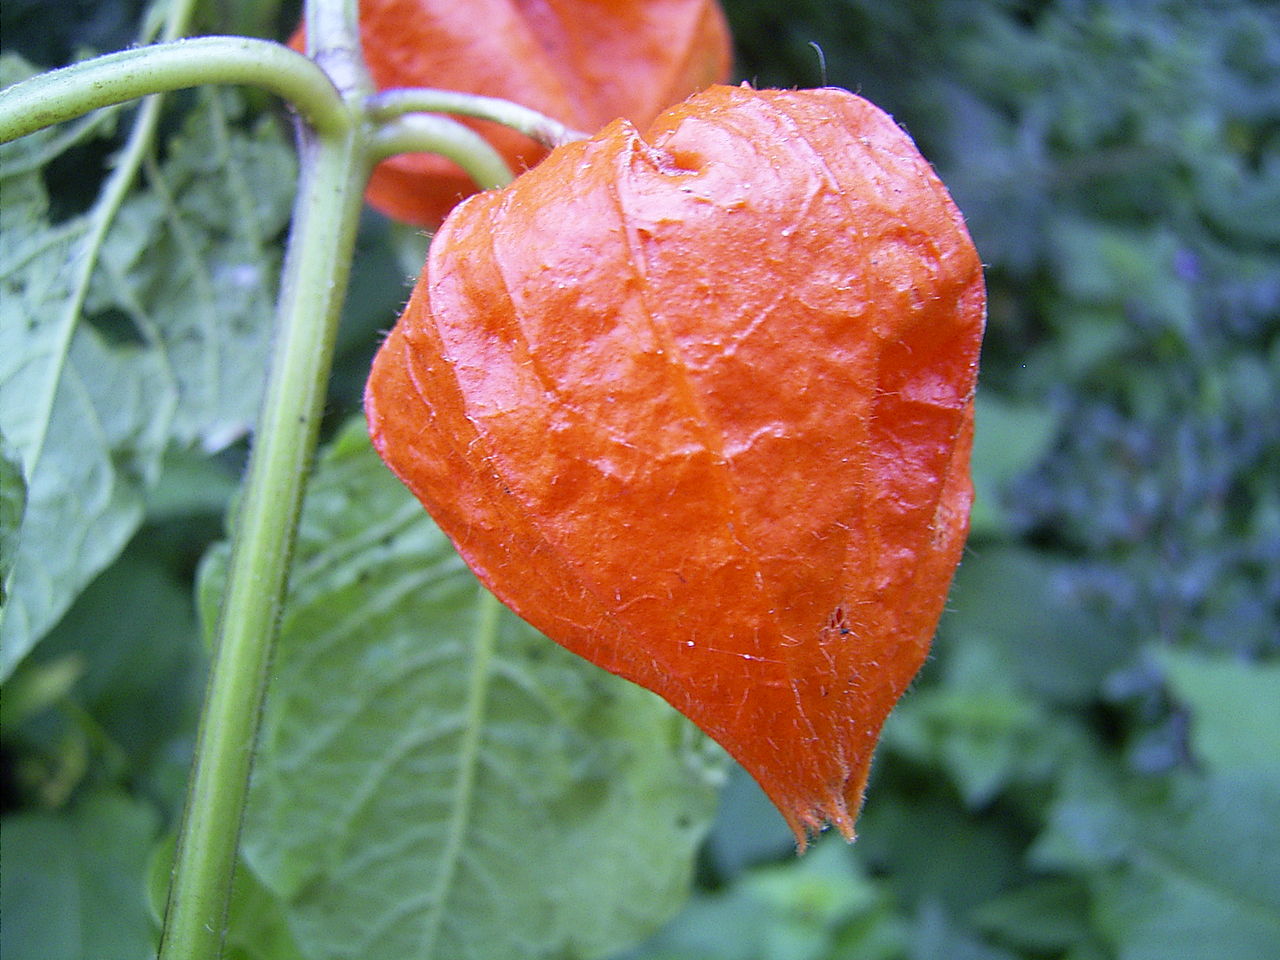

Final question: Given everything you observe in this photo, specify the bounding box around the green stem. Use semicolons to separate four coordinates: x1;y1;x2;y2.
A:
157;123;368;959
158;4;369;956
369;113;515;189
301;0;371;99
0;36;346;144
367;87;590;147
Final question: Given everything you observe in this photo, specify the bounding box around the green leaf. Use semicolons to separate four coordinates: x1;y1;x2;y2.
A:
0;76;294;678
0;56;158;679
221;864;309;960
34;530;204;777
854;776;1028;920
0;790;160;960
884;641;1080;807
207;421;727;960
143;446;242;522
0;323;172;679
1048;219;1195;338
970;877;1093;953
909;901;1019;960
1035;770;1280;960
0;430;23;606
969;394;1058;538
0;652;83;730
625;839;905;960
98;86;295;450
942;547;1127;705
1155;647;1280;774
702;764;798;876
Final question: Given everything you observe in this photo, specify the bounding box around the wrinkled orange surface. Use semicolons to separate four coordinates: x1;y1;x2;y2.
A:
291;0;731;227
366;85;986;844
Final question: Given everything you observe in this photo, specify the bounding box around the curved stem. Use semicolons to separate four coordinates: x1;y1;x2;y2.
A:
369;113;515;190
367;87;591;147
0;36;346;144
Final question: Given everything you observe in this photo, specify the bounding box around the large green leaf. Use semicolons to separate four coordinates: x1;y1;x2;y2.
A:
0;56;294;678
206;421;727;960
0;790;161;960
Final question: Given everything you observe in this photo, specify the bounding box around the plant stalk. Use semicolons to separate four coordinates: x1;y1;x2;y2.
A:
157;3;370;954
157;121;368;958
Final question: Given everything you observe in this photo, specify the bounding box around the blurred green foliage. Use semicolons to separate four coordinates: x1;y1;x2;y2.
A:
2;1;1277;958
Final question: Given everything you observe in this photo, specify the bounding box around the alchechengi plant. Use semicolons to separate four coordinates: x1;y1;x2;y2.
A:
291;0;732;226
0;3;991;955
365;83;987;844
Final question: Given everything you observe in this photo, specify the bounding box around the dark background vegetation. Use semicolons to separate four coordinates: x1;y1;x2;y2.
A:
2;1;1277;958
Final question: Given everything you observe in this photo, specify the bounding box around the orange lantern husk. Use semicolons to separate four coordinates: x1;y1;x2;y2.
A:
366;85;986;846
291;0;731;227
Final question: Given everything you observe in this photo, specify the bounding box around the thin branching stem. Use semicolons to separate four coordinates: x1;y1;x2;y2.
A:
368;112;515;188
367;87;590;147
0;36;346;144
